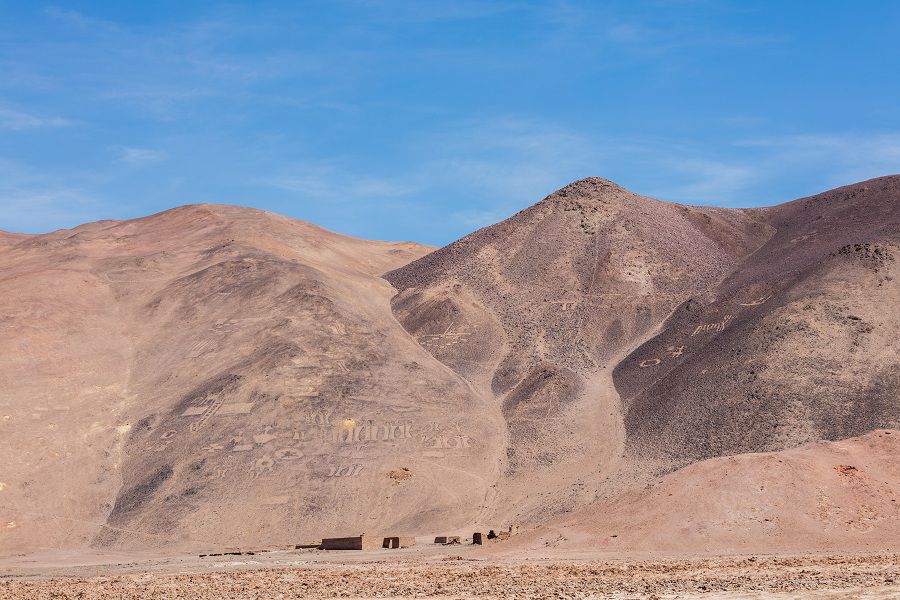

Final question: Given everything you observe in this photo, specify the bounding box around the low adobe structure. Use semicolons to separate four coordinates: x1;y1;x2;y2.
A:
319;534;416;550
319;535;383;550
382;535;416;549
474;525;518;545
434;536;461;544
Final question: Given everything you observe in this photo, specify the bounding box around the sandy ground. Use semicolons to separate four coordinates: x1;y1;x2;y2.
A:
1;547;898;599
499;430;900;558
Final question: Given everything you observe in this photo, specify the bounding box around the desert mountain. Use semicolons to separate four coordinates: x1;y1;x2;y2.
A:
0;205;503;555
616;177;900;470
1;176;897;557
385;175;899;527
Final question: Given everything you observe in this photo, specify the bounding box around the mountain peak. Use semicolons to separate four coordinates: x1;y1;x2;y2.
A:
552;177;634;197
538;177;640;211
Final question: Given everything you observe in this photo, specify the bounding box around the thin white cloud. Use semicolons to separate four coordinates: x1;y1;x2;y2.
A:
119;147;167;165
0;106;73;130
416;117;900;216
651;157;756;202
605;23;654;44
405;117;602;230
538;2;786;61
0;159;108;233
349;0;518;23
15;7;355;122
43;6;122;32
720;133;900;199
264;163;420;201
423;116;594;196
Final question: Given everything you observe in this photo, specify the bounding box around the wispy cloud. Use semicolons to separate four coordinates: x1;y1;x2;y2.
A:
118;147;167;165
0;159;108;233
537;2;787;62
734;133;900;184
43;6;122;32
17;7;356;122
422;116;595;199
653;157;756;201
263;163;420;201
350;0;518;23
0;2;896;244
409;118;900;217
254;117;596;240
633;132;900;205
0;106;73;130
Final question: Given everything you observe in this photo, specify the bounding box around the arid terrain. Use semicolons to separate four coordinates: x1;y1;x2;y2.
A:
0;205;504;555
0;176;898;598
2;550;899;599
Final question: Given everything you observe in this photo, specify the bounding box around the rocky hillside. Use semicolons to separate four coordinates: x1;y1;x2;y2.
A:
0;205;501;555
386;175;900;524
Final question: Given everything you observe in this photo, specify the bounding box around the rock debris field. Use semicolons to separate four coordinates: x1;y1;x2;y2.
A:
1;554;898;599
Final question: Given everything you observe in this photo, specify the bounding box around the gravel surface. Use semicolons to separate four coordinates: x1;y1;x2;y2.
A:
1;553;897;599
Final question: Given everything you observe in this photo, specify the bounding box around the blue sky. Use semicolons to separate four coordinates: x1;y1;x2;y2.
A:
1;1;899;245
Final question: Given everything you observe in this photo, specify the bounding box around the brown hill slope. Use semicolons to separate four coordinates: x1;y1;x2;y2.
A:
616;176;900;473
484;429;900;557
0;205;503;555
385;175;900;526
385;178;774;524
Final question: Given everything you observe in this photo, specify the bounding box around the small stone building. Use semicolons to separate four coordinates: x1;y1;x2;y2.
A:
320;534;416;550
434;536;461;544
383;535;416;548
319;534;384;550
